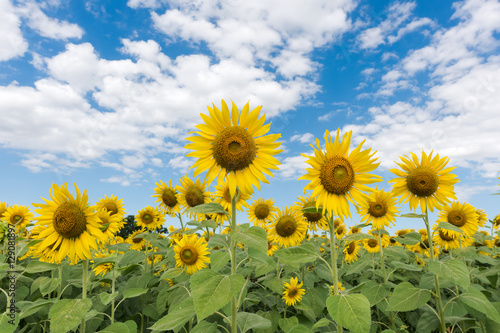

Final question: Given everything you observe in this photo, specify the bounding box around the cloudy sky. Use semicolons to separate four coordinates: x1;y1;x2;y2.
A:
1;0;499;230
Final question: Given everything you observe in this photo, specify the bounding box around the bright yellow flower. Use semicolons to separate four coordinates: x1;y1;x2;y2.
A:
127;229;147;251
389;151;459;213
136;205;165;231
299;128;382;220
185;99;283;198
247;198;278;227
152;179;180;217
214;181;251;212
357;187;399;230
282;277;305;306
432;223;472;251
176;175;212;220
344;241;361;263
295;194;328;232
268;206;308;248
363;237;380;253
174;234;210;275
0;202;8;219
95;195;126;220
475;209;487;228
96;209;124;242
3;204;34;232
436;201;478;238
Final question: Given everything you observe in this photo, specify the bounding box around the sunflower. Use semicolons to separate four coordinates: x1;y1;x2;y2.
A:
96;209;123;242
92;252;114;277
3;204;34;232
0;202;8;219
334;218;347;239
153;179;180;216
136;206;165;231
298;128;382;220
493;213;500;231
389;151;459;213
268;206;308;248
357;187;399;230
475;209;488;228
295;194;328;232
32;183;105;264
247;198;278;227
329;282;346;295
267;239;278;256
127;229;147;251
214;181;251;212
282;277;305;306
436;201;478;238
432;224;472;251
185;99;283;198
174;234;210;275
95;195;126;220
348;226;362;235
176;175;212;220
344;241;361;263
363;237;380;253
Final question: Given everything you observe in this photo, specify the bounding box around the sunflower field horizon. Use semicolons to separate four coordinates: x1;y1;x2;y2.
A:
1;99;500;333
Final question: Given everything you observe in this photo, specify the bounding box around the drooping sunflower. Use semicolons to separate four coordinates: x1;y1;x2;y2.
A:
295;194;328;232
176;175;212;220
432;224;472;250
475;209;488;228
3;204;34;232
214;181;251;212
152;179;181;217
268;206;308;248
32;183;105;264
185;100;283;198
298;128;382;220
436;201;478;238
127;229;147;251
247;198;278;227
92;251;115;277
136;205;165;231
493;213;500;231
0;202;8;220
357;187;399;230
282;277;305;306
96;209;124;242
174;233;210;275
344;241;361;263
389;151;459;213
95;195;126;220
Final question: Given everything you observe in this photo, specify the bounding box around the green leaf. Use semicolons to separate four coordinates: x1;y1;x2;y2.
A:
391;261;422;272
124;320;137;333
230;226;268;253
39;278;61;296
302;206;323;214
123;288;148;299
274;243;319;269
237;312;272;333
97;322;131;333
149;297;195;332
416;309;439;332
437;222;464;234
428;259;470;289
210;250;230;272
311;318;332;330
190;270;245;321
160;267;185;280
0;313;20;333
326;294;371;333
100;292;119;306
387;282;431;312
187;202;227;214
288;325;314;333
49;299;93;333
460;287;500;323
279;317;299;333
190;320;217;333
342;233;376;242
207;234;231;249
400;213;426;218
393;231;422;246
18;299;57;319
361;280;390;306
25;261;58;273
119;251;147;266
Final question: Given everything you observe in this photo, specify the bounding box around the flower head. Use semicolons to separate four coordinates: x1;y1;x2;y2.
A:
174;234;210;275
282;277;305;306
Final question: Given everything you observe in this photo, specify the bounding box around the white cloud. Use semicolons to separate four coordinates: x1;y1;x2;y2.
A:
0;0;28;61
290;133;314;144
127;0;167;9
278;154;309;180
168;156;191;174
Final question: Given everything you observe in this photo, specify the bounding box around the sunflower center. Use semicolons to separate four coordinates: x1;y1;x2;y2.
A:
255;204;270;219
11;214;23;225
276;216;297;237
185;187;205;208
104;203;119;215
336;226;345;236
53;202;87;239
439;230;454;241
351;227;360;234
288;288;298;297
133;237;143;244
419;239;429;249
447;210;467;227
367;239;378;248
368;201;387;218
406;168;439;197
223;188;232;203
320;156;355;195
212;126;256;171
389;237;396;244
347;242;356;254
180;246;198;265
162;189;178;208
142;213;153;224
303;201;322;222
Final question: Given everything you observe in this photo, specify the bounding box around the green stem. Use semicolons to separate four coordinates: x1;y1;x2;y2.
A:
57;266;62;299
378;230;396;331
111;268;116;324
178;213;185;234
230;191;238;333
424;210;446;333
81;260;88;333
328;216;343;333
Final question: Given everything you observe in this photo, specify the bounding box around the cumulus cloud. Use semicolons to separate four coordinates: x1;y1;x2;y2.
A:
278;154;309;180
0;0;28;61
290;133;314;144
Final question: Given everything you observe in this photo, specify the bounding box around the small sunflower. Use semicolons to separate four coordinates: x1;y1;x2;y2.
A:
268;206;308;248
176;175;212;220
0;202;9;220
282;277;305;306
348;226;362;235
136;206;165;231
247;198;278;227
475;209;487;228
344;241;361;263
329;282;346;295
174;234;210;275
389;151;459;213
127;229;147;251
267;239;278;256
363;237;380;253
493;213;500;231
185;99;283;198
298;128;382;220
334;219;347;239
214;181;251;212
3;204;34;232
295;194;328;232
153;179;180;216
432;224;472;251
437;201;478;238
95;195;126;220
92;252;115;277
96;209;123;242
357;187;399;230
32;183;105;264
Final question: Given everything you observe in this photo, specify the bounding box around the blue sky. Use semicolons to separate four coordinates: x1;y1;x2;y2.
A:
1;0;499;231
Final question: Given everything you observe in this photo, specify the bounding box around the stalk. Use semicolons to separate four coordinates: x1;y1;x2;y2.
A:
423;209;446;333
111;268;116;324
230;192;238;333
81;260;88;333
328;215;343;333
378;230;395;331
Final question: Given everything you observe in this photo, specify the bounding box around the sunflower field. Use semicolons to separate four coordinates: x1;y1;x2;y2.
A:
1;100;500;333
